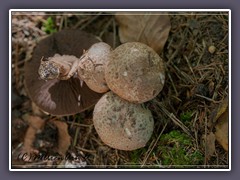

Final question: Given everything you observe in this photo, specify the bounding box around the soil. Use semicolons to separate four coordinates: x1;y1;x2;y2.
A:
11;11;229;169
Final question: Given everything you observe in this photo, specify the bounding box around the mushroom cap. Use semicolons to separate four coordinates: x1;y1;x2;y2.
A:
24;30;103;116
93;91;154;151
105;42;165;103
78;42;111;93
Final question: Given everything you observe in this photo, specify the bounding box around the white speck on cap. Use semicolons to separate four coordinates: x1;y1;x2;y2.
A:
160;73;165;85
131;48;139;53
80;79;84;87
125;128;132;138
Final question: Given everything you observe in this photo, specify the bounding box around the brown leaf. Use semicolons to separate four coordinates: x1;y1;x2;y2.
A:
215;109;229;151
51;120;71;156
115;12;171;53
21;114;46;161
205;132;216;159
210;96;228;123
209;96;229;151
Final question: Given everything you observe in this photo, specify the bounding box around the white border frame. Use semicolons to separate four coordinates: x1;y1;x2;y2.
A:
9;9;231;171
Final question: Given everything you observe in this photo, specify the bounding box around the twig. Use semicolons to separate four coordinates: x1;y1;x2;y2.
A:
82;125;93;148
14;43;20;90
58;15;64;31
183;55;197;82
141;122;168;167
195;94;221;103
171;62;195;84
196;39;206;66
99;17;113;38
67;121;93;128
167;29;186;65
153;99;194;139
112;17;116;49
72;16;91;29
72;127;80;148
75;146;96;153
192;111;199;149
167;72;178;97
79;12;102;31
204;116;208;167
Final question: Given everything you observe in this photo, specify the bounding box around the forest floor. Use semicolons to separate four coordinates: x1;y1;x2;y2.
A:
11;11;229;169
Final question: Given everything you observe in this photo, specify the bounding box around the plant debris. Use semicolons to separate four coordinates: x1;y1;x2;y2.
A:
11;11;229;169
115;12;171;53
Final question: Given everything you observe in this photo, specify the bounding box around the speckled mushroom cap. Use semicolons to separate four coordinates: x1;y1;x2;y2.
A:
78;42;111;93
93;91;154;151
105;42;165;103
24;30;103;116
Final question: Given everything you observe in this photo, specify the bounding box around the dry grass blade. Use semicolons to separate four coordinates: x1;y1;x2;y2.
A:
152;99;194;139
141;122;168;167
99;17;114;38
79;12;102;30
21;115;45;155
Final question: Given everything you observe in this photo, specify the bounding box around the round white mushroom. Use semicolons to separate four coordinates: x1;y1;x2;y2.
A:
93;91;154;151
78;42;112;93
105;42;165;103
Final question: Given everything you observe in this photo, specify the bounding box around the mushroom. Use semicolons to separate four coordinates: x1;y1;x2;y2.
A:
24;30;103;116
93;91;154;151
78;42;112;93
105;42;165;103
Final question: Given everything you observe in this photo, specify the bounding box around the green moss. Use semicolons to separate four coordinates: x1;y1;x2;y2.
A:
130;148;147;164
180;111;193;122
158;130;203;167
42;17;57;34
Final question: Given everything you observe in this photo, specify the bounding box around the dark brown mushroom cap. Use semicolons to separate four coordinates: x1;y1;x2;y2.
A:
93;91;154;151
24;30;103;116
105;42;165;103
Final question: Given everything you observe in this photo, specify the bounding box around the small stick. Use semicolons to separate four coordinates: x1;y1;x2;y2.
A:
183;55;197;82
167;72;178;97
195;94;221;103
79;13;102;31
99;17;113;38
112;18;116;49
141;122;168;167
153;99;194;139
75;146;96;154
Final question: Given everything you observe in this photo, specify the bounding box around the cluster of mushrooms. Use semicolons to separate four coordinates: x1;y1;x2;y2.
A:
24;30;165;151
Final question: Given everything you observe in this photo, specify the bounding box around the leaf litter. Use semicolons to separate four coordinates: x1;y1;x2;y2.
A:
11;11;229;169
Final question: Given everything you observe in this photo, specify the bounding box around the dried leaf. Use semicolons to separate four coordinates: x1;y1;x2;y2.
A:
115;12;171;53
210;96;229;151
51;120;71;156
21;114;46;161
215;109;229;151
210;96;228;123
205;132;216;159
